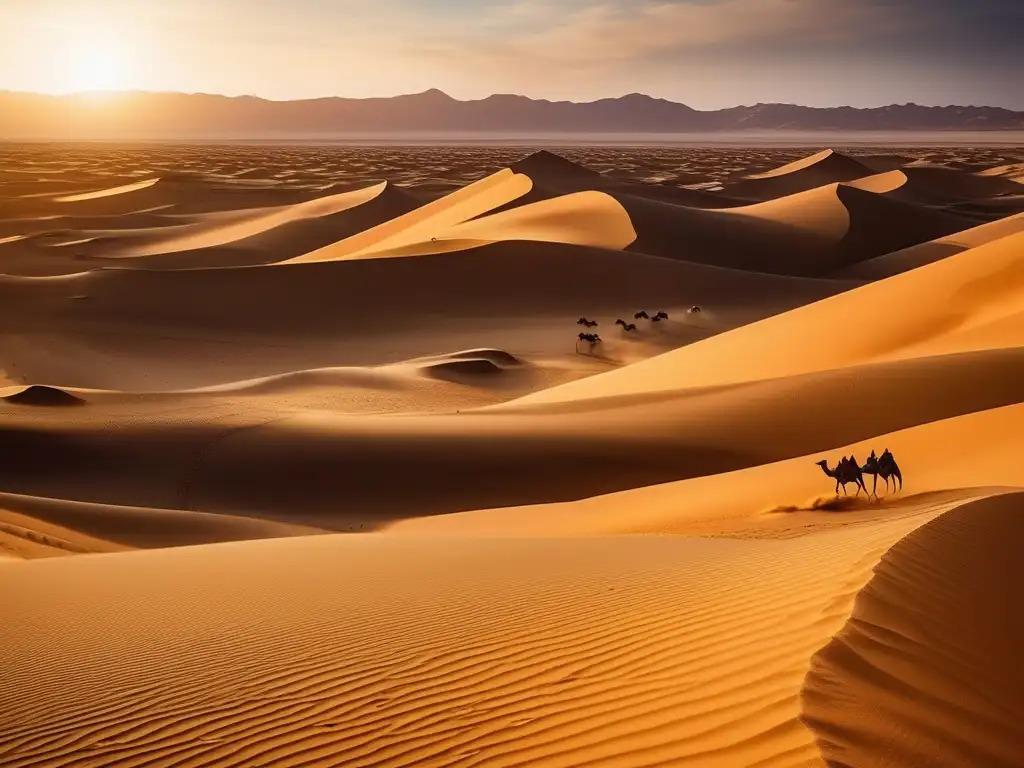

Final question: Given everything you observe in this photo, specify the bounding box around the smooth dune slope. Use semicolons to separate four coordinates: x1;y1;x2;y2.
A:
802;492;1024;768
2;175;340;219
5;345;1024;523
53;177;161;203
309;191;638;260
0;492;321;559
724;149;875;199
513;230;1024;404
79;182;391;258
0;501;958;768
0;241;844;389
284;168;533;263
618;179;973;275
0;184;421;274
504;150;745;209
841;212;1024;279
391;399;1024;539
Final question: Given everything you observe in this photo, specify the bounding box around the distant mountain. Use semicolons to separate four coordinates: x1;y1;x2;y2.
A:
2;90;1023;139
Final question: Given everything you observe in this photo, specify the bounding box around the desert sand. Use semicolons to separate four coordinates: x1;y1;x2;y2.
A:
2;142;1023;767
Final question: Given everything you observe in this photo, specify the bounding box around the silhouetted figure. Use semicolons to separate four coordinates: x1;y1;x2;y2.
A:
654;311;669;320
879;449;903;492
634;311;650;320
816;457;867;496
688;305;702;314
577;317;599;328
651;315;664;323
860;452;882;497
576;332;601;353
615;319;637;332
861;449;903;495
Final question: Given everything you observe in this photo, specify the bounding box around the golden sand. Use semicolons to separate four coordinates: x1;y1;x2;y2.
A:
1;144;1023;766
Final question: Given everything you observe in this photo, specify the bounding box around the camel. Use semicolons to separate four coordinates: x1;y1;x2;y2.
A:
859;452;882;497
879;449;903;492
654;311;669;320
634;311;650;320
688;305;702;314
816;456;868;496
615;319;637;332
577;317;598;328
651;315;664;323
860;449;904;496
576;332;601;353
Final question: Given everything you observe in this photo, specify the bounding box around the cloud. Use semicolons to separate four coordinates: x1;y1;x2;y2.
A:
414;0;908;73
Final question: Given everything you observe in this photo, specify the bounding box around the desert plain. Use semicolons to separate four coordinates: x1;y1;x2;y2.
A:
2;141;1024;767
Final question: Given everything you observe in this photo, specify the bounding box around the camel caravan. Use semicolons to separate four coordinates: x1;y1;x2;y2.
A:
816;449;904;498
574;307;702;354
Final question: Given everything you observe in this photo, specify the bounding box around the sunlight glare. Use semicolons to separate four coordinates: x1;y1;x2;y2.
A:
66;40;129;92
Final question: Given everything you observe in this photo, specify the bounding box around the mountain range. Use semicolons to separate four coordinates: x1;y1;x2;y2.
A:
3;89;1023;139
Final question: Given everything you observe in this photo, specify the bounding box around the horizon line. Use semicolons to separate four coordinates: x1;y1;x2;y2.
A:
3;88;1022;113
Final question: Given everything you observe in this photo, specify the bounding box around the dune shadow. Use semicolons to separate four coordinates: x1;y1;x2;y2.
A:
800;491;1024;766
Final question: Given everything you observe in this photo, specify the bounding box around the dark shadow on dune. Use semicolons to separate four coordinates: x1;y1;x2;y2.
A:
422;358;507;381
763;489;973;516
4;348;1024;529
3;385;85;407
800;492;1024;767
839;242;966;280
444;348;522;366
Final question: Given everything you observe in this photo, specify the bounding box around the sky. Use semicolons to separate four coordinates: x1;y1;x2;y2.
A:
0;0;1021;109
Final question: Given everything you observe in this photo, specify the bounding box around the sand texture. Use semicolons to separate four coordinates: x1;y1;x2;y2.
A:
2;143;1024;767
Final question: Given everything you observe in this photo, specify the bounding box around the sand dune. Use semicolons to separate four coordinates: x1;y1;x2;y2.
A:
5;344;1024;527
0;240;843;389
0;492;321;559
391;396;1024;539
505;150;743;210
615;179;975;275
2;384;84;407
803;492;1024;768
286;168;532;263
83;182;391;258
0;185;420;275
53;177;161;203
2;143;1024;767
901;162;1024;199
724;149;875;199
517;230;1024;403
0;496;967;767
3;175;344;220
980;162;1024;183
310;191;638;260
843;212;1024;279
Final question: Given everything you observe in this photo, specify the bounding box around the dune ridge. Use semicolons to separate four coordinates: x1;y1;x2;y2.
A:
802;492;1024;767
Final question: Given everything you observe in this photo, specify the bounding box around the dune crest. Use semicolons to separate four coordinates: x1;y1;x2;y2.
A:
726;149;875;199
54;177;160;203
97;181;389;258
802;492;1024;767
842;212;1024;279
284;168;533;263
2;385;84;407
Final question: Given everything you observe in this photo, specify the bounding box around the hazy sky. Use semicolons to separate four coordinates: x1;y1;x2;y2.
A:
1;0;1021;109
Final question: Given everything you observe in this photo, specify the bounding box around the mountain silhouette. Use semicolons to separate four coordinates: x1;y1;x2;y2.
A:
2;90;1021;139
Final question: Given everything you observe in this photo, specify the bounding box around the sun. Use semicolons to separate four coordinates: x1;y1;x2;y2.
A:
66;43;130;92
